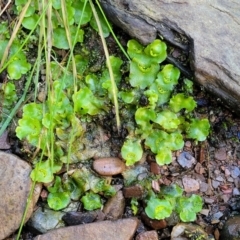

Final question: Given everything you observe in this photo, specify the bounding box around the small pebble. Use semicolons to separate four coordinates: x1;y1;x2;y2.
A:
227;177;234;182
141;212;167;230
225;168;231;177
230;166;240;178
177;151;196;168
204;198;215;204
200;209;210;216
123;185;144;198
212;212;223;220
93;157;126;176
214;148;227;161
184;141;192;148
212;180;220;189
136;230;158;240
200;182;209;192
150;162;161;175
233;188;240;196
182;177;200;192
216;176;224;182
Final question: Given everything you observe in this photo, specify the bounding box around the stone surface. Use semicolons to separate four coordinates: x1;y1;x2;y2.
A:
182;176;200;192
123;185;144;198
0;131;10;149
136;230;158;240
34;218;139;240
215;148;227;161
93;157;126;176
103;190;125;220
27;207;65;233
99;0;240;114
171;223;211;239
220;215;240;240
177;151;196;168
62;211;99;226
0;151;41;239
65;123;112;163
141;212;167;230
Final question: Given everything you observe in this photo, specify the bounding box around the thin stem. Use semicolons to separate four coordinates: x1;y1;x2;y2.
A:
89;0;120;131
95;0;130;61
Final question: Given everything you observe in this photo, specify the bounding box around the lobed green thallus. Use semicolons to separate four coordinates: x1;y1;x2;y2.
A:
120;39;210;167
12;25;209;221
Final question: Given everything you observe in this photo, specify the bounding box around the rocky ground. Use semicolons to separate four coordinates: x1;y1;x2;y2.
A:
1;82;240;240
1;1;240;240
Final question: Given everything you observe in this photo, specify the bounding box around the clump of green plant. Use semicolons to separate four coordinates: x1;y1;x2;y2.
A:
123;167;203;222
46;167;116;210
145;184;203;222
120;39;210;166
7;0;209;227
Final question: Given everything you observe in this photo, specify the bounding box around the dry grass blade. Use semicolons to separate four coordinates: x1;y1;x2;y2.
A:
0;0;12;17
89;0;121;131
0;0;31;69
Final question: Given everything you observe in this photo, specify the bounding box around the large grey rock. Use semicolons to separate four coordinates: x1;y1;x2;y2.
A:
27;207;65;233
99;0;240;114
0;151;41;239
34;218;139;240
220;215;240;240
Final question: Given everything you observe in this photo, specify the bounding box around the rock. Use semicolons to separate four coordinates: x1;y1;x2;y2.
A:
136;230;158;240
220;215;240;240
0;151;41;239
123;185;144;198
62;211;98;226
93;157;126;176
212;180;220;189
150;162;161;175
215;148;227;161
0;131;10;149
27;207;65;233
103;191;125;220
171;223;213;240
177;151;196;168
122;165;149;186
141;212;167;230
230;166;240;178
182;176;200;192
66;123;111;163
99;0;240;114
34;218;139;240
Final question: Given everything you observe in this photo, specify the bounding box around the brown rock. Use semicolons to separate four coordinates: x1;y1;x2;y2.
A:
141;212;167;230
99;0;240;114
123;185;144;198
34;218;139;240
215;148;227;161
182;176;200;192
93;157;126;176
136;230;158;240
103;191;125;220
150;162;161;175
0;151;41;239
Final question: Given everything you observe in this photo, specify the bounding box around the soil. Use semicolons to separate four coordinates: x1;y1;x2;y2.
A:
1;5;240;240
